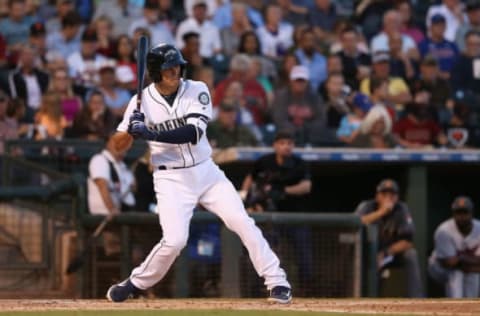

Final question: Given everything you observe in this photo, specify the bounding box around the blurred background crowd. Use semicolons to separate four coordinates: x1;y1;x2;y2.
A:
0;0;480;151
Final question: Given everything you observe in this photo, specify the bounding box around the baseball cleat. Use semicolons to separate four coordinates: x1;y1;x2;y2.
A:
106;278;140;302
268;286;292;304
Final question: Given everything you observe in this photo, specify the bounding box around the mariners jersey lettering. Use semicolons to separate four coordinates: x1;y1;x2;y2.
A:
118;79;212;168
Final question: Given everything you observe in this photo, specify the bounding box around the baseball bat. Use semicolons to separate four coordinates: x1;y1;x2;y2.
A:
66;217;110;274
136;35;148;111
112;35;149;152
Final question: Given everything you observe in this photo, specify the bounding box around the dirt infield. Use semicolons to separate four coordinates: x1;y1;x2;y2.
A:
0;299;479;315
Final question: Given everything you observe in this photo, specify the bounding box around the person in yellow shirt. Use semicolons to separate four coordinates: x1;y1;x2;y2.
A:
360;51;412;111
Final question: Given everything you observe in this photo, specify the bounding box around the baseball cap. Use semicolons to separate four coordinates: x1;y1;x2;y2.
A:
430;13;446;24
30;22;46;37
466;0;480;12
274;129;294;142
452;196;474;212
376;179;399;194
289;65;310;81
352;93;373;113
81;28;98;42
372;51;390;63
98;59;117;73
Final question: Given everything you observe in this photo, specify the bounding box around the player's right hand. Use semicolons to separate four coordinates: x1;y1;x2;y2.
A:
129;109;145;123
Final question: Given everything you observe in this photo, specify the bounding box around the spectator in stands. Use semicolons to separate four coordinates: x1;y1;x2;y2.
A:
220;3;252;57
411;56;453;124
395;0;425;45
213;0;263;30
354;0;392;41
241;129;313;295
352;103;396;148
45;0;75;34
370;10;419;60
114;35;137;92
129;0;174;47
93;15;115;58
336;26;371;90
33;92;67;140
46;11;83;60
176;0;221;59
276;52;299;89
419;14;459;79
427;0;466;42
67;28;107;89
256;4;293;59
272;65;325;146
248;57;274;107
360;51;412;111
28;22;47;68
220;80;260;140
355;179;423;297
456;0;480;52
238;30;277;82
294;28;327;92
181;32;204;80
388;31;416;81
48;68;82;126
324;72;350;130
276;0;307;26
0;0;36;50
308;0;337;44
429;196;480;298
184;0;217;19
70;90;115;140
8;44;49;123
208;101;258;148
93;0;142;38
214;54;267;125
0;93;17;154
450;30;480;106
87;133;135;253
98;61;131;121
443;101;480;148
337;92;372;145
393;95;448;149
329;20;370;55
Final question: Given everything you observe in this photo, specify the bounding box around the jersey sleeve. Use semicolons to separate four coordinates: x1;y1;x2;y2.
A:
89;154;110;182
185;83;212;133
435;229;457;259
117;94;138;132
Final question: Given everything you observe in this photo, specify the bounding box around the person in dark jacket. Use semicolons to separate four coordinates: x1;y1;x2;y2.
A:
8;43;49;123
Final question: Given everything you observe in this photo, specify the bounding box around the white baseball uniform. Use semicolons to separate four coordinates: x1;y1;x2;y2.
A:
117;79;290;291
429;218;480;298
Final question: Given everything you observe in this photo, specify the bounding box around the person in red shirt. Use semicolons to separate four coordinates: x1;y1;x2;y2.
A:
393;91;448;148
214;54;268;124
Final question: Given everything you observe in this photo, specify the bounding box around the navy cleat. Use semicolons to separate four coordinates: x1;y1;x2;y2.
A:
268;286;292;304
106;278;140;302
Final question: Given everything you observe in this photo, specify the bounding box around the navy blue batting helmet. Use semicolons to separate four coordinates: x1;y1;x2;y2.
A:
146;43;187;82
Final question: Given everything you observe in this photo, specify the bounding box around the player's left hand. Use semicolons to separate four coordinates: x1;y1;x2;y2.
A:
129;109;145;123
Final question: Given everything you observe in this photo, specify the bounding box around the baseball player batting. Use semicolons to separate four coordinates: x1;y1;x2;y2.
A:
106;43;292;303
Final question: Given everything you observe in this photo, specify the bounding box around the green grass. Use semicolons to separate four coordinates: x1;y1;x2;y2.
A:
0;311;415;316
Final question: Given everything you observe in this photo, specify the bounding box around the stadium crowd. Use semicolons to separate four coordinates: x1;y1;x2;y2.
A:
0;0;480;151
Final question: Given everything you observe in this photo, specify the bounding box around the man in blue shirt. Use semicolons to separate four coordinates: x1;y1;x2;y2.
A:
294;28;327;91
0;0;36;49
419;14;459;79
46;11;83;59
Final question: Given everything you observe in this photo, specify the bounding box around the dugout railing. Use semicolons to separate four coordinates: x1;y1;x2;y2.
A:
78;212;377;299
